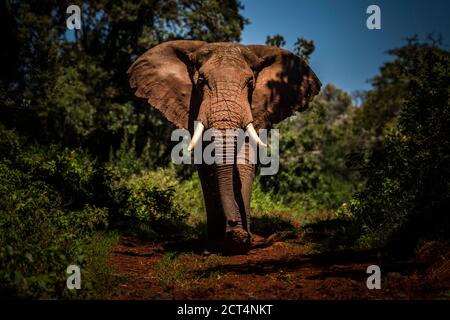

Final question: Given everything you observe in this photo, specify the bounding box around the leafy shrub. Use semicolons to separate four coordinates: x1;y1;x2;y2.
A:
251;182;292;214
350;43;450;251
105;165;192;239
0;125;114;298
174;172;205;225
0;123;197;298
258;85;360;212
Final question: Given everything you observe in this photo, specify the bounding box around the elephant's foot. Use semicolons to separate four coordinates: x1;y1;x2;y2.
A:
207;231;273;255
249;233;275;250
251;233;266;243
216;228;251;255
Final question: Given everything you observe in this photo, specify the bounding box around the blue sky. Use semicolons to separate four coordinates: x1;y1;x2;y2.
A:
240;0;450;94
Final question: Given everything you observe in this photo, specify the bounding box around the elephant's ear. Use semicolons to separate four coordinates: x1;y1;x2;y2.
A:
246;45;322;129
128;40;206;129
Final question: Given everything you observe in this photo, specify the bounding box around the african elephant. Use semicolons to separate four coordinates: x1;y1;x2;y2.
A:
128;40;321;254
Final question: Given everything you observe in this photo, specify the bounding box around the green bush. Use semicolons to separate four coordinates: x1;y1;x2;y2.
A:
122;169;189;235
350;43;450;251
103;164;194;239
0;125;114;298
258;84;360;212
0;123;201;297
174;172;205;225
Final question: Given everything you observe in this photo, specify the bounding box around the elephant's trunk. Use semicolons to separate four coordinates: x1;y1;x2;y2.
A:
188;121;266;153
191;80;266;152
196;79;253;130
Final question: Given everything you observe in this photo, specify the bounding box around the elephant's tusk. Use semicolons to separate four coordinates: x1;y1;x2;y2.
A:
188;122;205;152
246;123;267;148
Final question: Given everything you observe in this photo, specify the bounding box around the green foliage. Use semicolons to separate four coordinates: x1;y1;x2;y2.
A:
2;0;247;162
251;182;291;214
350;41;450;251
0;122;201;298
42;67;96;144
0;0;247;298
258;84;360;211
293;38;315;61
179;0;248;42
265;34;286;48
350;36;446;154
0;125;113;298
175;172;205;225
120;169;189;236
265;35;316;62
1;0;448;297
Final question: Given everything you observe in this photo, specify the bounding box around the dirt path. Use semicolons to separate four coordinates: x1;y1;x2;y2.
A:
108;235;449;300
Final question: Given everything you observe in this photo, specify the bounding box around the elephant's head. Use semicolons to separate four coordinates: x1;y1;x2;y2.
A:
128;40;320;135
127;40;321;253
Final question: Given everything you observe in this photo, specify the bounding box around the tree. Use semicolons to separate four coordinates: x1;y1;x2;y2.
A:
265;35;315;62
265;34;286;48
352;36;446;152
350;40;450;254
1;0;248;165
0;0;249;298
258;84;358;210
293;37;315;62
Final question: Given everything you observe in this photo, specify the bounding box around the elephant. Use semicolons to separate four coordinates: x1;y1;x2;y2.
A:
127;40;321;254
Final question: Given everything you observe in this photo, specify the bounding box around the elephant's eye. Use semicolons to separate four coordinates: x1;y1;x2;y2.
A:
197;74;206;85
247;78;254;89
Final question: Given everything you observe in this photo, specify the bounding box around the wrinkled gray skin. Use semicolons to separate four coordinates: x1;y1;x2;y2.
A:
128;40;321;253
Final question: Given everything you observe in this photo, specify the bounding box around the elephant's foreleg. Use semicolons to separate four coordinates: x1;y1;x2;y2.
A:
197;161;255;252
234;164;255;236
197;165;226;243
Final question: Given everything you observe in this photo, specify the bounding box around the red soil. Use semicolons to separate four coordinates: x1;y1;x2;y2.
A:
108;236;450;300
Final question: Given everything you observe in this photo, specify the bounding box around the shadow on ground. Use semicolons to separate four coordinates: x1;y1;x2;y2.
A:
109;217;450;300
